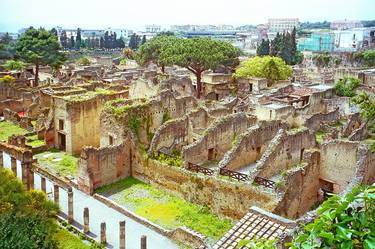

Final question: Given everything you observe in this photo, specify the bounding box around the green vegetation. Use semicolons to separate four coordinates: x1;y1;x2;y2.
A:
16;27;66;86
234;56;292;86
96;177;233;239
313;52;332;68
162;111;171;124
335;77;360;97
0;75;16;84
0;168;59;249
94;88;116;95
137;36;240;98
76;57;91;66
288;185;375;249
237;237;277;249
0;121;28;141
354;50;375;67
54;228;90;249
2;60;26;71
351;92;375;151
128;114;141;136
256;27;299;65
315;130;329;144
155;150;183;167
34;149;79;176
25;134;45;148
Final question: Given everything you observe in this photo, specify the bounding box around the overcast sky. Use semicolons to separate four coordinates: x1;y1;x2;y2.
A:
1;0;374;32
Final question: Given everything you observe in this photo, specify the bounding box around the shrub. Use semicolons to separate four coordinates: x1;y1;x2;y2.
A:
0;75;16;84
334;77;360;97
288;185;375;249
77;57;91;66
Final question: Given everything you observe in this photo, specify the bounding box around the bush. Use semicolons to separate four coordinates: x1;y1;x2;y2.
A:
334;77;360;97
0;75;16;84
288;185;375;249
77;57;91;66
0;168;59;249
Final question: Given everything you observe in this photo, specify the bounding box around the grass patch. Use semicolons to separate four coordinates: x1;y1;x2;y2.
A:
25;134;45;148
0;121;28;141
34;149;79;176
54;228;90;249
96;177;233;240
315;130;329;144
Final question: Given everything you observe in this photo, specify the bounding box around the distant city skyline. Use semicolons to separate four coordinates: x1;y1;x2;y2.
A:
1;0;374;32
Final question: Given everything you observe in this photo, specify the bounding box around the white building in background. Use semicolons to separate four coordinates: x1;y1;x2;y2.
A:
268;18;299;32
331;20;363;30
334;28;375;51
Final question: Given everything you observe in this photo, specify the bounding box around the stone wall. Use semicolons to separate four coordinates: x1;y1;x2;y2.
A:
133;157;280;219
320;141;359;193
148;117;190;155
218;120;287;171
3;108;33;130
100;90;198;147
256;128;316;179
182;113;256;165
305;108;340;132
78;143;131;194
274;151;321;218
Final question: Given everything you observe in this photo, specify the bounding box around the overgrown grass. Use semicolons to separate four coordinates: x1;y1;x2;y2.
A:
25;134;45;148
0;121;28;141
155;150;183;167
96;177;233;240
34;149;79;176
315;130;329;144
54;228;90;249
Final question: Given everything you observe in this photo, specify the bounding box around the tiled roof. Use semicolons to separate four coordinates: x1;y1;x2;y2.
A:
213;207;296;249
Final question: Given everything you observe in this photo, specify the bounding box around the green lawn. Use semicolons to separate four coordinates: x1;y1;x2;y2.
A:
25;134;45;148
96;177;233;240
0;121;28;141
54;228;90;249
34;149;79;177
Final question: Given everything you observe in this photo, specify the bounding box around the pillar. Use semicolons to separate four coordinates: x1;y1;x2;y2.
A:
0;151;3;168
119;221;126;249
100;222;106;244
41;177;46;193
83;207;89;233
11;157;17;175
28;167;34;190
141;235;147;249
21;163;28;188
53;184;59;204
68;189;73;224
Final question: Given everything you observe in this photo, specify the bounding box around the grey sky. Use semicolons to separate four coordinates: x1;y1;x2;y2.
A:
0;0;374;32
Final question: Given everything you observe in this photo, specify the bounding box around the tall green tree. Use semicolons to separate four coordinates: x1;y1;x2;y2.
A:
59;30;68;49
128;33;140;50
69;35;75;49
50;28;58;37
162;38;240;98
136;35;178;73
141;35;147;45
0;168;59;249
234;56;292;86
0;33;16;59
16;27;66;86
256;39;270;56
75;28;82;49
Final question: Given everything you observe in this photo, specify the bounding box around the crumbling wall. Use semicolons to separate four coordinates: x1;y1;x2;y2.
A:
148;117;189;155
320;141;359;193
274;150;321;218
323;96;352;115
256;128;316;179
218;120;287;171
182;113;256;165
78;143;131;194
133;157;280;219
305;108;340;132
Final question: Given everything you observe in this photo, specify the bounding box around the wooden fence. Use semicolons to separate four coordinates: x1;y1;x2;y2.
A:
185;163;214;176
219;168;250;182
